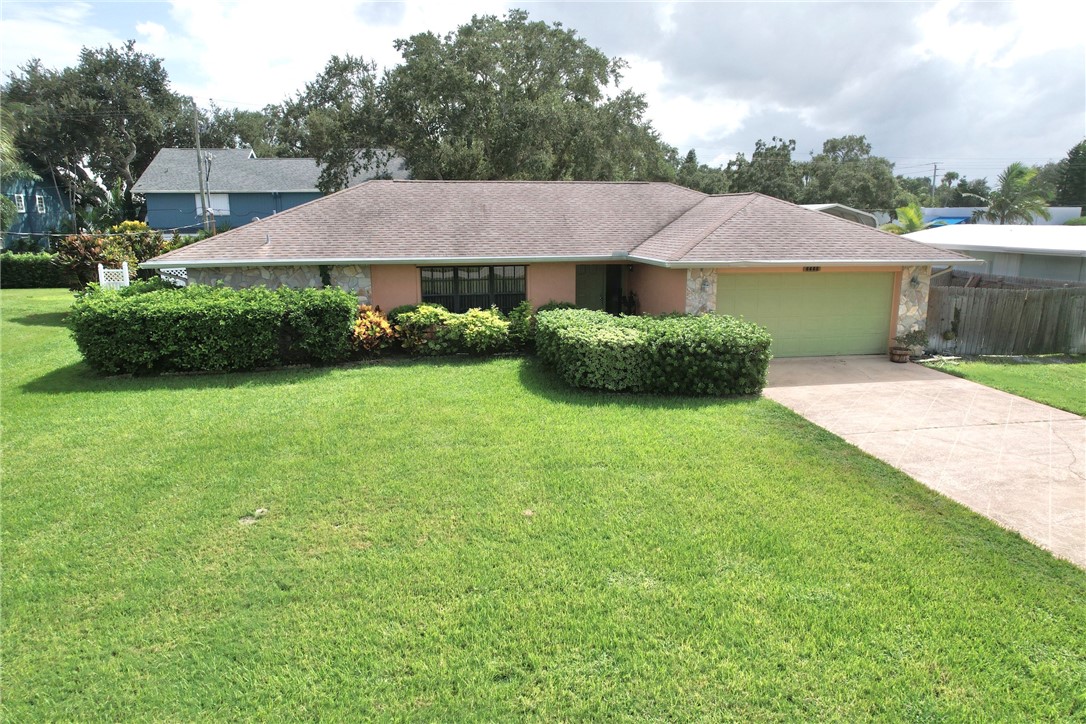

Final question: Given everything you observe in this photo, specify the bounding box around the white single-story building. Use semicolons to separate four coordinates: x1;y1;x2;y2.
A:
905;225;1086;282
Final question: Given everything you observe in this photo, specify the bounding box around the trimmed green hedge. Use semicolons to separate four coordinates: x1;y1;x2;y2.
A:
68;285;356;374
536;309;772;395
1;252;74;289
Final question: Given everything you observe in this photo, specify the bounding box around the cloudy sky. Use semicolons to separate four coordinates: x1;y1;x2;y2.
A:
2;0;1083;184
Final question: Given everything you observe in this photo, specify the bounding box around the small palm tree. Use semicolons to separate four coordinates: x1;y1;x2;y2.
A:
880;202;929;235
971;162;1052;225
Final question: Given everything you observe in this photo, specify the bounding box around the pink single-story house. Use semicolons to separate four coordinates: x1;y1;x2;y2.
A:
143;180;973;357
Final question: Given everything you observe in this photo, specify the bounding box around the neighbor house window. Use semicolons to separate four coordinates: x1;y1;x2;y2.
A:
13;194;25;213
194;193;231;216
420;266;526;313
35;194;45;214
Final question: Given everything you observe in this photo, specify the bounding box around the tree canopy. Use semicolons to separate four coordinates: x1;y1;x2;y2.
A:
971;162;1052;224
1054;140;1086;208
3;42;190;221
287;11;677;191
799;135;897;210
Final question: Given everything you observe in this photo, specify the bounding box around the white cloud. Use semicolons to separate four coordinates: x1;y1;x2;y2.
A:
134;0;509;108
621;56;751;151
0;2;122;77
911;0;1086;68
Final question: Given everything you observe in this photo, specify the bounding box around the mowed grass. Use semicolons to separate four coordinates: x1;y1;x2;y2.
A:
3;289;1085;721
922;355;1086;416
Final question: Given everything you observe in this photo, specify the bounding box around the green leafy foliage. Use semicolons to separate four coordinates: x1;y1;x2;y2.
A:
447;307;511;354
396;304;456;355
278;287;357;364
396;304;511;356
536;309;772;395
799;135;896;210
507;300;535;350
1054;140;1086;207
68;285;285;374
0;252;74;288
68;285;355;374
386;304;422;325
53;223;168;288
971;163;1053;225
535;300;577;312
726;137;802;201
292;10;676;189
353;304;396;355
880;202;930;235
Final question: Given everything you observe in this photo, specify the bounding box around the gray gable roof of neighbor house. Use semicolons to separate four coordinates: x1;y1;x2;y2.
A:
132;148;408;194
143;180;973;269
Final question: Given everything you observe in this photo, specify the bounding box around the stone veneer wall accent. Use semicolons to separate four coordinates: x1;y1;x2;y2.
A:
328;265;372;305
187;264;372;304
685;268;717;314
896;265;931;336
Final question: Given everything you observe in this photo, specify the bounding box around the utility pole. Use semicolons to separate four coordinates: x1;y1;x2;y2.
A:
204;152;217;235
193;99;210;233
930;162;938;206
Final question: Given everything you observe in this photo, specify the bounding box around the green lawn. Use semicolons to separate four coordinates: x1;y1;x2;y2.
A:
3;289;1085;720
922;355;1086;416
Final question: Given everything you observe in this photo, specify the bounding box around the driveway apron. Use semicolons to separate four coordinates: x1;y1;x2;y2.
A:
764;356;1085;568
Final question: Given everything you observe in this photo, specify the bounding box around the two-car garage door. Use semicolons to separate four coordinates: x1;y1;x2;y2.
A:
716;272;894;357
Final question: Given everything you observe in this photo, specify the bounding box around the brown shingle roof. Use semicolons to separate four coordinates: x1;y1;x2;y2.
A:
145;181;972;268
634;193;966;265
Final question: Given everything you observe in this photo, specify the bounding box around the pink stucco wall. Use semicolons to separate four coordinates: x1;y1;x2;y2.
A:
629;264;685;314
370;264;420;311
527;263;577;308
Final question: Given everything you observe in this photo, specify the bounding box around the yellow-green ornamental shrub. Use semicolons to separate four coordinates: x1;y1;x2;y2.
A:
353;305;395;354
447;307;510;354
396;304;511;355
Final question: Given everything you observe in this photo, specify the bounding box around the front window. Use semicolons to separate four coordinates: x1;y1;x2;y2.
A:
13;194;25;213
420;266;526;313
35;194;46;214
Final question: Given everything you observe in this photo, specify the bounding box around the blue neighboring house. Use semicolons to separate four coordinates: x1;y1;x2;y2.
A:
3;177;72;249
133;148;408;232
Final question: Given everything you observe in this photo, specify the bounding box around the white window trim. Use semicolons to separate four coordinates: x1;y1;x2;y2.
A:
194;193;231;217
35;193;46;214
13;194;25;213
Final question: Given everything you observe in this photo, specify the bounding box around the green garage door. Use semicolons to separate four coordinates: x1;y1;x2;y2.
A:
716;272;894;357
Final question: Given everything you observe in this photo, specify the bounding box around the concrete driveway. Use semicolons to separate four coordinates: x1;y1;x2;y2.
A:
764;356;1085;568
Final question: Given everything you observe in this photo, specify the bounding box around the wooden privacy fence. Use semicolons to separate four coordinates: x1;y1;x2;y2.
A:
926;273;1086;355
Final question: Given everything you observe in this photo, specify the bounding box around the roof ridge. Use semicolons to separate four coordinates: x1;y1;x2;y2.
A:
658;193;760;262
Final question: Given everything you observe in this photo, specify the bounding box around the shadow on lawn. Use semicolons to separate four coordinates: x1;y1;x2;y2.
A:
8;312;68;327
515;356;760;410
22;360;337;395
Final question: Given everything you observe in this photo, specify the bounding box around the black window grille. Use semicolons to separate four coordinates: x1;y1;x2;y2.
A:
420;266;526;313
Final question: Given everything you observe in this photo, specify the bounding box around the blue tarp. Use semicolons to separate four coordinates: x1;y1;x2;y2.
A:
929;216;970;226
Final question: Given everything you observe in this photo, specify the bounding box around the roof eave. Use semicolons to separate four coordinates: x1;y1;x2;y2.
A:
626;255;981;268
140;254;624;269
135;189;320;194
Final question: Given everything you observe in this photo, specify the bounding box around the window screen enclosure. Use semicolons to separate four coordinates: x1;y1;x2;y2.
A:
420;266;526;313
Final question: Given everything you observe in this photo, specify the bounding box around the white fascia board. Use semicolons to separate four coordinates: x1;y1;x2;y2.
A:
626;255;980;268
920;243;1086;258
141;255;621;269
139;189;320;194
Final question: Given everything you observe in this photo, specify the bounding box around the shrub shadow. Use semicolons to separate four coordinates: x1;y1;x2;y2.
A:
515;356;761;410
8;312;68;327
22;360;338;395
971;354;1084;366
